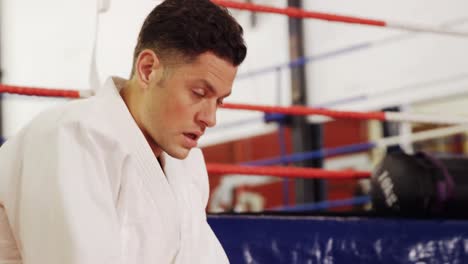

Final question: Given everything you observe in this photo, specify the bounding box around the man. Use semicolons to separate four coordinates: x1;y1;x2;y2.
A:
0;0;246;263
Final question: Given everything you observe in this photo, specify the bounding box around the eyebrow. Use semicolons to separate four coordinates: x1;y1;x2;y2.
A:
198;79;231;99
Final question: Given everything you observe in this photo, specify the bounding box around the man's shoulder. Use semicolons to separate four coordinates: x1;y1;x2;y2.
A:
27;96;111;137
3;97;126;160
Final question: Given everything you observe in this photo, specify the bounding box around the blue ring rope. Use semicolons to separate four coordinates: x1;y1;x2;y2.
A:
273;195;371;212
236;17;468;80
242;142;376;166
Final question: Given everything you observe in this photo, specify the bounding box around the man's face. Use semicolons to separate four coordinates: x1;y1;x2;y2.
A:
141;52;237;159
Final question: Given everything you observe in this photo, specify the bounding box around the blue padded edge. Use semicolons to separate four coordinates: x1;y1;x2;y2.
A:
208;215;468;264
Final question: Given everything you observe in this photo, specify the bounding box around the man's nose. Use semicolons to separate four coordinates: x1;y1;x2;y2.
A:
198;101;217;128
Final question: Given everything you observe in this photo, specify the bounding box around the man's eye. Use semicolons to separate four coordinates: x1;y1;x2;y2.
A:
193;88;205;97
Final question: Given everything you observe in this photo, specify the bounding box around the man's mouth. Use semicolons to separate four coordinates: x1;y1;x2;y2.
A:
184;133;200;141
182;132;203;148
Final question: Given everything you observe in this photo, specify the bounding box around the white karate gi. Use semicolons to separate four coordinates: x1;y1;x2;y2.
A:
0;77;229;264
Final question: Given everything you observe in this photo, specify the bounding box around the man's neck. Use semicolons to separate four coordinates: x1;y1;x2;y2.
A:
120;79;164;160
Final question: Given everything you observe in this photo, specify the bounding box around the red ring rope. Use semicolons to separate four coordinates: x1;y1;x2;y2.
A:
0;84;81;98
212;0;385;27
222;102;386;121
207;163;371;179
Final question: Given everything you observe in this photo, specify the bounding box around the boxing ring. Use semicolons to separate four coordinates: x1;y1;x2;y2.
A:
2;1;468;263
207;2;468;263
2;78;468;263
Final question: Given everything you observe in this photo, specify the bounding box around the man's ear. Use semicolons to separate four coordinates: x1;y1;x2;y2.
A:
135;49;161;89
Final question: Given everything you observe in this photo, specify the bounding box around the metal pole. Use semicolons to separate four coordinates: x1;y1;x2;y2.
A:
288;0;325;205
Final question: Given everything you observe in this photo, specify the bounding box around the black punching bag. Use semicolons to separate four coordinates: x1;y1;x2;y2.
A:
370;152;468;217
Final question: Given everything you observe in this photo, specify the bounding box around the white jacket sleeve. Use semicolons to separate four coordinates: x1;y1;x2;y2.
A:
8;123;122;264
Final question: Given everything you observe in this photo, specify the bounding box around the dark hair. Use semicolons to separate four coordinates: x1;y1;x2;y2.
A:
132;0;247;74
